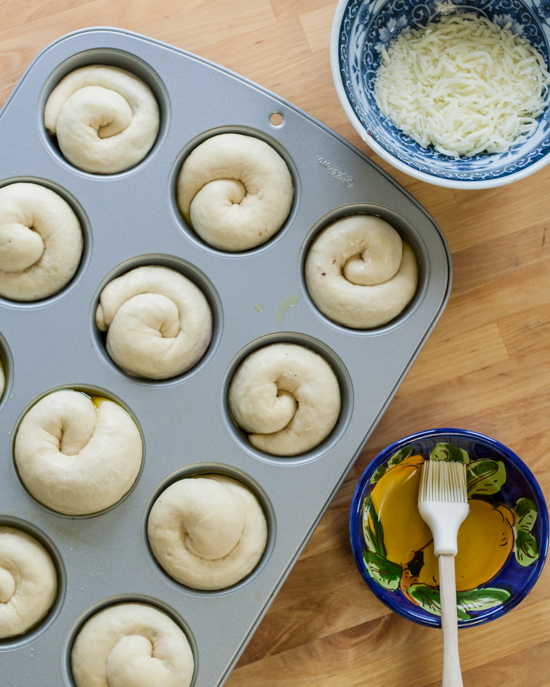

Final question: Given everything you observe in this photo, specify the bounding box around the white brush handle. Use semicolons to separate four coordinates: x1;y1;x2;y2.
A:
439;553;463;687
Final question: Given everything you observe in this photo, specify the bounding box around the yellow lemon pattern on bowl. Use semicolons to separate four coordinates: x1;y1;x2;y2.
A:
361;443;540;619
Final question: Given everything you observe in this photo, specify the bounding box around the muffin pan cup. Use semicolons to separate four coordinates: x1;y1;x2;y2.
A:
0;28;451;686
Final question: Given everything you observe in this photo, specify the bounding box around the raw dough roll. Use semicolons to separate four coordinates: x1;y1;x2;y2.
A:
15;390;142;515
305;215;418;328
44;65;160;174
148;475;268;590
0;526;57;639
71;603;194;687
177;133;293;251
228;343;341;456
0;182;83;301
96;266;212;380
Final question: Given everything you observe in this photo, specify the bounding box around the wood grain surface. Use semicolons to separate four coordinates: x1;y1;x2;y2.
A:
1;1;549;685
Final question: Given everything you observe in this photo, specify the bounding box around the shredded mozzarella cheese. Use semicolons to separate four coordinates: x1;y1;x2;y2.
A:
374;13;550;157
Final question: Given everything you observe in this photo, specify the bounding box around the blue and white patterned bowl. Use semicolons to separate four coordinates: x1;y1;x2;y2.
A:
331;0;550;188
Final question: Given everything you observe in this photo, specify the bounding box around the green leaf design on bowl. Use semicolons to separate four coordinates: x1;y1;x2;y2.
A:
387;445;412;468
513;498;539;566
467;459;506;496
363;550;402;591
516;530;539;567
362;495;386;557
408;583;442;616
408;583;511;619
430;443;470;464
456;587;511;617
515;497;538;532
369;445;413;484
369;463;387;484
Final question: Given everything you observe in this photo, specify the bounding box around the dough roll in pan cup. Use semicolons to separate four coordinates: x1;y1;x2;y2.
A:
0;182;83;302
70;603;194;687
44;65;160;174
0;28;451;687
95;265;213;380
0;526;57;639
176;133;294;252
14;389;143;516
147;474;268;590
228;343;341;457
305;215;418;329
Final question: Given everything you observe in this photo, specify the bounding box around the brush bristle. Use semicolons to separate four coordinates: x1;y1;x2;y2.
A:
419;460;468;504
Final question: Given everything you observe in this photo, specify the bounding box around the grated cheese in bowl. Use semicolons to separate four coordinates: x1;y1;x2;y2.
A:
373;13;550;158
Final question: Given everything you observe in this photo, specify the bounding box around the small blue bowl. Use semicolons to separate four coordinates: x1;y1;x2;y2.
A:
350;428;548;627
331;0;550;188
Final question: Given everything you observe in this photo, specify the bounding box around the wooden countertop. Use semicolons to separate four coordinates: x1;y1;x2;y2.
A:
1;1;548;685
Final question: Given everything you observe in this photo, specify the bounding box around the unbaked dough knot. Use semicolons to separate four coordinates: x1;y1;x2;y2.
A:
228;343;341;456
106;635;180;687
96;265;213;380
0;182;83;301
14;390;142;515
71;603;194;687
341;220;403;285
177;133;294;251
180;479;245;560
305;215;418;329
0;219;44;272
148;476;268;590
0;527;57;639
44;65;160;174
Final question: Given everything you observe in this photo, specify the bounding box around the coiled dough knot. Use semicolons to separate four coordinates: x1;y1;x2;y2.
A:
148;475;268;590
15;389;142;515
305;215;418;328
177;133;294;251
0;526;57;639
44;65;160;174
96;266;212;380
0;182;83;301
71;603;194;687
228;343;341;456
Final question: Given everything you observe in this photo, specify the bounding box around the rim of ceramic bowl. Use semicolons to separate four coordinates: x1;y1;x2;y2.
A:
349;428;549;628
330;0;550;190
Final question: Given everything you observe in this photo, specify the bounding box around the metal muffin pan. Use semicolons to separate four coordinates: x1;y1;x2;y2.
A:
0;28;451;687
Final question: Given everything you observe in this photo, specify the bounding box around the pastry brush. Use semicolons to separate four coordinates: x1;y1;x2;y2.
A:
418;460;470;687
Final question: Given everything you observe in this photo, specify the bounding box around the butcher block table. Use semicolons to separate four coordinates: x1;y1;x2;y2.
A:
1;1;549;686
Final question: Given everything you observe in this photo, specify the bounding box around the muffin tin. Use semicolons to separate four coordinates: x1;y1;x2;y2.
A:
0;28;451;687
